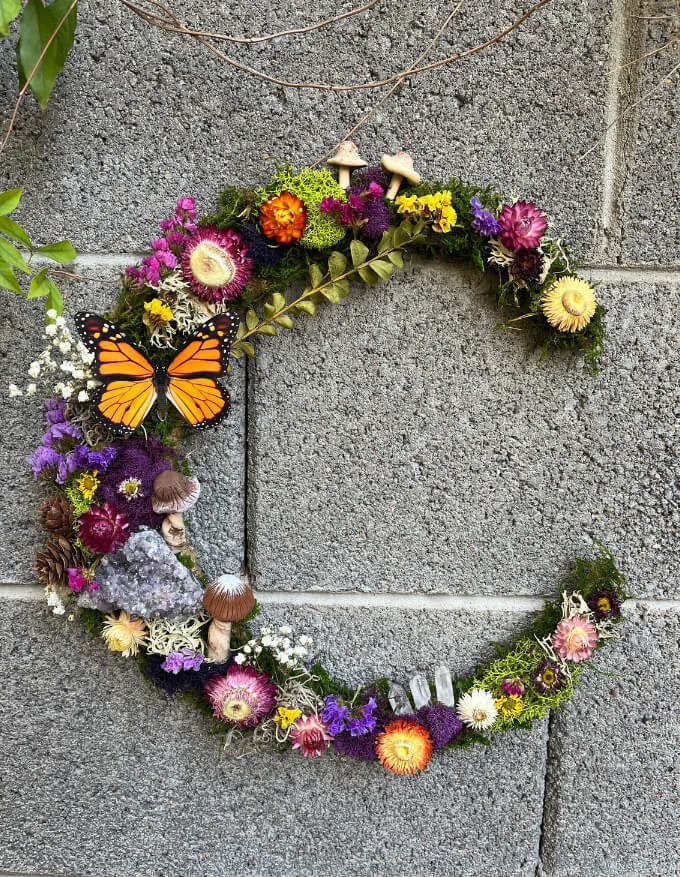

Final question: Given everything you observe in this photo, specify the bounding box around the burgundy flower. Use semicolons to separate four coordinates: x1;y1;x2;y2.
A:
78;503;129;554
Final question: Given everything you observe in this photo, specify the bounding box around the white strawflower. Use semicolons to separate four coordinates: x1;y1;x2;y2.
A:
9;384;22;398
298;635;313;646
456;688;498;731
28;361;41;378
60;361;74;374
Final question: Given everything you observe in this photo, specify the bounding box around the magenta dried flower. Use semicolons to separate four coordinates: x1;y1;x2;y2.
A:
501;676;526;696
498;200;547;251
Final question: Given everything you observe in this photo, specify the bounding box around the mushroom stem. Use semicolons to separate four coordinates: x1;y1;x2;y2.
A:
385;173;405;201
161;512;188;554
337;166;351;189
206;618;232;663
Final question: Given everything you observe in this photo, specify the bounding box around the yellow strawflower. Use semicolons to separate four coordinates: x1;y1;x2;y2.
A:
495;694;524;717
102;611;148;657
541;277;597;333
274;707;302;729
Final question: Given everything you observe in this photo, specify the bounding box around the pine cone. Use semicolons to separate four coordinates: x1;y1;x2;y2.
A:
35;537;83;589
39;495;74;537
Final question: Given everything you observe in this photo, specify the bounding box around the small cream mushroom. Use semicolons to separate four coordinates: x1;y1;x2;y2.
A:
202;572;255;663
327;140;367;189
153;470;200;554
161;512;188;554
380;151;421;201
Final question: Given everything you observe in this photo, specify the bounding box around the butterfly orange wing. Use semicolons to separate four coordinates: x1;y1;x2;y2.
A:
75;312;157;434
166;312;239;429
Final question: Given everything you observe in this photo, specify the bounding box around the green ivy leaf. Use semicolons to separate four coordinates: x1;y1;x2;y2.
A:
245;308;259;330
350;239;369;267
0;188;23;216
370;259;393;281
17;0;78;111
309;263;324;288
295;300;316;316
0;235;29;273
36;238;76;262
275;315;294;329
0;0;21;36
328;251;347;279
0;259;22;293
387;250;404;268
0;215;32;247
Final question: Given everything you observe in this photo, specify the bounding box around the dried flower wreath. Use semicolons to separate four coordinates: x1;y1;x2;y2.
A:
16;151;626;775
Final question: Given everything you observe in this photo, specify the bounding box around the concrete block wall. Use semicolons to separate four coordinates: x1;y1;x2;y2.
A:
1;1;678;875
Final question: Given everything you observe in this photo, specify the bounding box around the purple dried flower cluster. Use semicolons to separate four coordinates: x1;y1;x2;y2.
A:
126;197;198;286
469;197;501;237
239;223;282;267
27;398;117;484
319;167;391;241
161;648;204;674
322;694;378;737
145;652;233;697
98;434;175;531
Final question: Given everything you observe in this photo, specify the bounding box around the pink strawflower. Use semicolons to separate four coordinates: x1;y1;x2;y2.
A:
204;665;276;728
552;615;598;663
77;503;129;554
181;225;254;303
290;713;333;758
497;200;547;251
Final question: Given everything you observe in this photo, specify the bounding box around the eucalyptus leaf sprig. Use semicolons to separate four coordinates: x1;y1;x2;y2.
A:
0;187;76;319
230;219;424;358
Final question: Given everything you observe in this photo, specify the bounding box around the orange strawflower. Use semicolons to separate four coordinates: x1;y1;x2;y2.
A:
376;719;433;775
259;191;307;244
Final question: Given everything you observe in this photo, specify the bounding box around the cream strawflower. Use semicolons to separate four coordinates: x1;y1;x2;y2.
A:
101;611;148;658
541;277;597;332
456;688;498;731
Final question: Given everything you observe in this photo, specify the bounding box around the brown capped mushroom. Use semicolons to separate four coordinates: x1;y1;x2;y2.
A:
203;571;255;662
327;140;367;189
380;151;421;200
152;470;201;515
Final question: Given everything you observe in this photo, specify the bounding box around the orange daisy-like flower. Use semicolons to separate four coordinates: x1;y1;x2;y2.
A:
376;719;433;775
259;191;307;244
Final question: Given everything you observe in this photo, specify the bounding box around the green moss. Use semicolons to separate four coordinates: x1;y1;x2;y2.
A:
259;166;348;250
79;607;106;638
63;486;92;519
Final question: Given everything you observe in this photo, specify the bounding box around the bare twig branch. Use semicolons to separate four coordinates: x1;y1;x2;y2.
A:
0;0;78;156
580;59;680;161
49;269;120;283
312;0;466;166
607;32;679;73
120;0;382;44
122;0;554;92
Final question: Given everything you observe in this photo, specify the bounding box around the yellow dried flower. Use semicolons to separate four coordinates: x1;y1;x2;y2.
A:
274;707;302;728
542;277;597;333
495;694;524;717
75;470;99;502
101;611;148;657
433;204;457;234
143;298;173;328
395;194;418;214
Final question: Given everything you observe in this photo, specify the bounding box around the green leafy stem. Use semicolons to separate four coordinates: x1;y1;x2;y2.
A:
0;186;77;318
230;219;423;358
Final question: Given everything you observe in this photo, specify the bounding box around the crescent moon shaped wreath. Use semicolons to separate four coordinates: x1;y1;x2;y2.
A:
22;150;627;775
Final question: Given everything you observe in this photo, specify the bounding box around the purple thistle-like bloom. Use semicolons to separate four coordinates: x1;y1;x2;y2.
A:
351;166;389;190
513;248;544;283
161;648;204;674
470;197;501;237
348;166;392;240
417;703;463;749
97;435;175;530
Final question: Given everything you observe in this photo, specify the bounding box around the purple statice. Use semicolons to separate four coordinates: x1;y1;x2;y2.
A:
41;419;82;447
239;223;282;267
68;444;117;472
417;703;463;749
27;445;62;479
45;396;67;425
126;197;198;286
27;399;83;483
321;695;351;735
145;652;232;697
346;696;378;736
97;434;175;530
161;648;204;674
470;196;501;237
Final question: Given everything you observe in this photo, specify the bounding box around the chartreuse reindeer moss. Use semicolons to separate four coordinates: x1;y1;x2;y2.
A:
18;151;622;775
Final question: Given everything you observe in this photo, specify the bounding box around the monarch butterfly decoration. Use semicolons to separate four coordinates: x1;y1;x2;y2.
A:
75;311;240;434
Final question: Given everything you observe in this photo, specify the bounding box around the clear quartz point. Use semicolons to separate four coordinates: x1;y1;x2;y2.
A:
388;681;412;715
409;673;432;709
434;664;455;706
